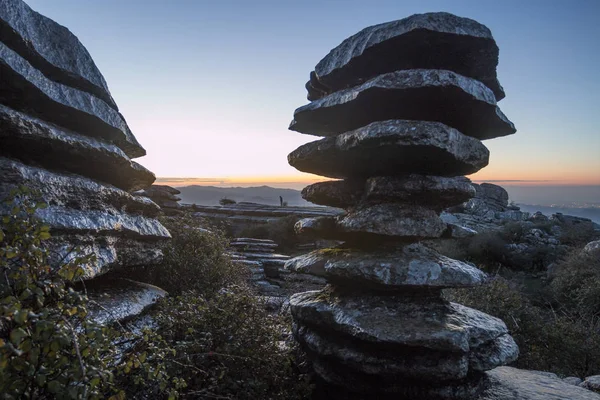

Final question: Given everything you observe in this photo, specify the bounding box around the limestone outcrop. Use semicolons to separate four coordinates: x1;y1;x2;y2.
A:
0;0;168;322
285;12;521;398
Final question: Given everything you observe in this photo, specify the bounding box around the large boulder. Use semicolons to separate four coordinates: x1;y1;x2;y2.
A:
288;120;490;179
292;69;515;140
306;12;504;101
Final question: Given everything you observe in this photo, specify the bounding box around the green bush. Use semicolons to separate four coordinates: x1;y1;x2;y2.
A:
239;215;302;252
151;287;311;399
550;249;600;319
559;221;599;246
446;276;600;377
138;215;247;296
0;189;179;399
219;198;237;206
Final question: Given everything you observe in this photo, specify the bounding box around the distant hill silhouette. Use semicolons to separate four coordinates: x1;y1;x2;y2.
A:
175;185;311;206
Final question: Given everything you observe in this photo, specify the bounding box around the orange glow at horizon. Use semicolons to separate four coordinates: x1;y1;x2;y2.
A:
157;171;600;188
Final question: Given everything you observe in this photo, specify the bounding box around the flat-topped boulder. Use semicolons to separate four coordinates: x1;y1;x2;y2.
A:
0;105;154;191
301;179;364;208
365;175;476;210
289;120;489;179
292;69;515;140
0;0;117;108
291;290;514;355
337;204;447;240
285;243;486;288
0;157;159;217
33;206;171;240
306;12;504;101
479;367;600;400
85;278;167;325
0;42;144;158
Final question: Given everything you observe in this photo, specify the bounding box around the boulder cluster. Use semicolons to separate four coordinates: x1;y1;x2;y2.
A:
285;13;520;398
0;0;168;321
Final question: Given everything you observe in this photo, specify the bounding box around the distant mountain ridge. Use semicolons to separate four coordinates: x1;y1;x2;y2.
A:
175;185;311;206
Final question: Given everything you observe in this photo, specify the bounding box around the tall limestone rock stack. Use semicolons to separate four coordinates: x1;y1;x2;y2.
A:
0;0;169;321
285;13;519;398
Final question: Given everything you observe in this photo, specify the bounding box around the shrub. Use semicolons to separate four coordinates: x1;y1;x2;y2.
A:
446;276;600;377
550;249;600;319
0;188;180;399
559;221;599;247
152;287;312;399
219;198;237;206
138;215;247;296
238;215;303;252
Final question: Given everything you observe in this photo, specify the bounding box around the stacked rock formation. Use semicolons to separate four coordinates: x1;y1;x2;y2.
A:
0;0;168;321
138;184;182;212
285;13;519;399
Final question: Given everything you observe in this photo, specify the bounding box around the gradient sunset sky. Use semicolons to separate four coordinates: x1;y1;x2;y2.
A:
28;0;600;187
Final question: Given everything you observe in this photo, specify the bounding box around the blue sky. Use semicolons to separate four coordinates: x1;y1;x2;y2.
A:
27;0;600;185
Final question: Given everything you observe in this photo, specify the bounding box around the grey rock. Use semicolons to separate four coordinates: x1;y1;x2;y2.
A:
582;376;600;393
138;185;182;202
291;69;515;140
0;41;144;158
583;240;600;254
310;355;482;399
364;175;475;210
307;12;504;101
294;323;470;381
564;377;583;386
0;157;159;217
0;0;117;108
47;234;164;278
0;105;154;191
530;211;549;223
290;290;511;353
447;223;479;238
480;367;600;400
469;334;519;371
473;183;509;211
288;120;489;179
30;206;171;240
337;203;447;240
86;278;167;324
302;180;364;208
285;243;487;288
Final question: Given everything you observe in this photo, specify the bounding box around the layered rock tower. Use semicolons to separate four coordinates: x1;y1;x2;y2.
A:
0;0;168;321
285;13;519;398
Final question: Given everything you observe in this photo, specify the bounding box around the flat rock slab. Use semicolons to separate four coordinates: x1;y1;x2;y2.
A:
479;367;600;400
307;12;504;101
302;180;364;208
0;0;117;108
0;41;144;158
85;278;166;324
365;175;475;210
230;252;290;261
291;69;515;140
337;204;447;240
47;235;164;279
294;323;471;382
290;290;512;353
30;206;171;240
285;243;486;288
0;157;159;217
289;120;489;179
0;105;154;191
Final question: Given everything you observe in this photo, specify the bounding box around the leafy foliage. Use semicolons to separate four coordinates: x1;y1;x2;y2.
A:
135;215;247;296
0;188;181;399
219;198;237;206
152;287;312;399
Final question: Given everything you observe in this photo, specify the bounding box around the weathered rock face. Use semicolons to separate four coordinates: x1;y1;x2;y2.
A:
292;69;515;140
0;1;168;320
306;12;505;101
0;0;117;108
288;120;490;179
286;12;522;399
138;184;182;210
